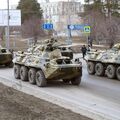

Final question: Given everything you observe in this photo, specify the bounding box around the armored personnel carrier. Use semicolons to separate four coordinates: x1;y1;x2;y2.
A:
27;38;73;59
57;45;73;59
0;46;13;67
13;39;82;87
85;43;120;80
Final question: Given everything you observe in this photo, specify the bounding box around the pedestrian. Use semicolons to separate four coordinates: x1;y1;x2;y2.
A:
87;45;91;52
90;39;93;48
81;45;87;59
88;36;93;48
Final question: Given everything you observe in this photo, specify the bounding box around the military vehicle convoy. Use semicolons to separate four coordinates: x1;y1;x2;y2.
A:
13;39;82;87
85;43;120;80
0;46;13;67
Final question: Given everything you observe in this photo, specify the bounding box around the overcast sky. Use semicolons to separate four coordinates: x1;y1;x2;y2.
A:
0;0;84;9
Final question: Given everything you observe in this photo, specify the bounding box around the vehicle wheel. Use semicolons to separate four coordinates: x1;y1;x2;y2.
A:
20;66;28;81
87;62;95;74
14;64;20;79
36;70;47;87
116;66;120;80
95;63;104;76
71;76;81;85
106;65;116;79
62;79;70;84
28;68;36;84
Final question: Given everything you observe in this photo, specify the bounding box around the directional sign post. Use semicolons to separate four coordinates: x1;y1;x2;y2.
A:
68;24;91;46
68;24;84;30
43;23;53;30
68;25;75;30
68;24;91;33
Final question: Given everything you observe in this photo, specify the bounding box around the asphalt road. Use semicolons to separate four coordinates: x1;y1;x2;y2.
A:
0;54;120;120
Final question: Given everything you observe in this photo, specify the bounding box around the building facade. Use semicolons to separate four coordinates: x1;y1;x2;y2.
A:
41;1;83;36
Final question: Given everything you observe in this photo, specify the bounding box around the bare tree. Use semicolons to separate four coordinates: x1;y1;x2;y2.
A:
82;0;120;46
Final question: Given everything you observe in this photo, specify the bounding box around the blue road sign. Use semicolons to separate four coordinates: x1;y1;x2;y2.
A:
68;24;91;33
68;24;84;30
43;23;53;30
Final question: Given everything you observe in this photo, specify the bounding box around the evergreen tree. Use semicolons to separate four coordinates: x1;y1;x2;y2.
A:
17;0;44;44
103;0;120;17
17;0;43;23
84;0;120;17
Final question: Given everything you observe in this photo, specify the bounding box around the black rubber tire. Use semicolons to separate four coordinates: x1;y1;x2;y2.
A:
106;65;116;79
20;66;28;81
71;76;81;85
95;63;104;76
116;66;120;80
36;70;47;87
28;68;36;84
14;64;20;79
87;62;95;74
62;79;70;84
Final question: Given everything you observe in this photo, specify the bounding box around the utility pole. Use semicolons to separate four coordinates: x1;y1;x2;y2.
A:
6;0;10;50
66;0;72;45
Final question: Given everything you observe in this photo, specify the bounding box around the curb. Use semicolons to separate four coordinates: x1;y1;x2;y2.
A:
0;75;118;120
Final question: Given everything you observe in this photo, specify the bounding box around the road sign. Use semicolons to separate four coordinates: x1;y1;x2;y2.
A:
68;24;91;32
84;26;91;33
43;23;53;30
68;25;75;30
0;10;21;26
68;24;84;30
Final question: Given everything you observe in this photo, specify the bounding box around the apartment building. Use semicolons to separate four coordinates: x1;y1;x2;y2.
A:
41;1;83;36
